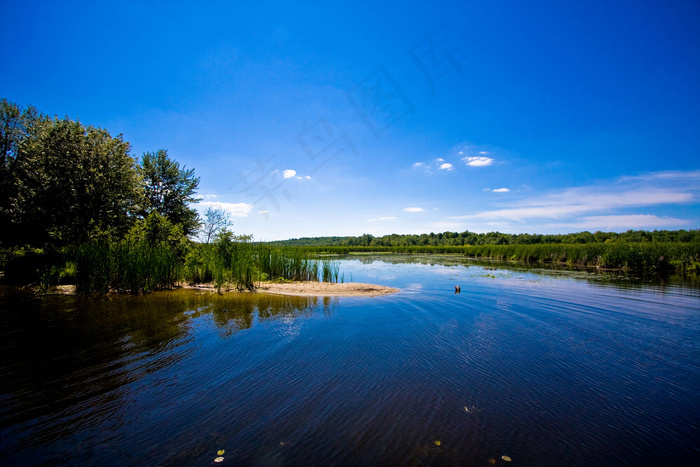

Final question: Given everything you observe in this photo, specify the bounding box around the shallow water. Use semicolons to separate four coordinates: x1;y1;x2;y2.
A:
1;258;699;465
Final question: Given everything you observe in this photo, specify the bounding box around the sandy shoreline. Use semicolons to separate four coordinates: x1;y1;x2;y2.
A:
255;281;399;297
187;281;399;297
48;281;399;297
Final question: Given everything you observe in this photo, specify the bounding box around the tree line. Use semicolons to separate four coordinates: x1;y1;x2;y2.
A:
270;229;700;248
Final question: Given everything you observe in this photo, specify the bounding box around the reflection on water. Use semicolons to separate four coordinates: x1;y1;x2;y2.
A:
0;288;338;465
350;252;700;290
1;258;699;466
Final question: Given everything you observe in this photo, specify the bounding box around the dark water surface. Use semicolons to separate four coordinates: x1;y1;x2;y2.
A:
1;257;699;466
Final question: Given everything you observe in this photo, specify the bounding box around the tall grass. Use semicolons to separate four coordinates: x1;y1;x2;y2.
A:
70;239;344;295
75;241;180;294
298;243;700;272
321;260;341;283
182;242;340;293
255;244;319;282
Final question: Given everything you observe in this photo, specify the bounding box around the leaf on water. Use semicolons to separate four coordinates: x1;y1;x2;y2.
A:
214;456;224;463
434;440;441;446
501;455;512;462
217;450;225;456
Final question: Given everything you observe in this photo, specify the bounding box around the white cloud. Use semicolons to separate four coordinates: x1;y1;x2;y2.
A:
259;210;268;214
463;156;494;167
368;216;397;222
205;194;218;199
439;163;453;170
280;169;310;180
492;188;510;192
453;188;692;222
619;169;700;183
437;158;444;162
201;202;253;217
413;162;424;167
550;215;690;231
404;207;425;212
449;167;699;233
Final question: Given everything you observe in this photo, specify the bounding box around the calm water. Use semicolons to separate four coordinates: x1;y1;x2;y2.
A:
1;257;699;466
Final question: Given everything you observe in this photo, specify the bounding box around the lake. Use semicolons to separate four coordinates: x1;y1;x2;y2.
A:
1;256;699;466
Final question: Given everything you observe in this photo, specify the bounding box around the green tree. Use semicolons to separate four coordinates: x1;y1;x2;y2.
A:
139;149;201;236
0;99;46;246
126;212;190;259
1;100;142;248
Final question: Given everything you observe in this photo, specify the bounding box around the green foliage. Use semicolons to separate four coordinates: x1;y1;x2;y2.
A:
269;229;700;248
0;99;143;247
179;241;336;293
72;213;191;294
139;149;201;237
0;99;208;294
126;212;190;259
297;242;700;273
74;239;182;295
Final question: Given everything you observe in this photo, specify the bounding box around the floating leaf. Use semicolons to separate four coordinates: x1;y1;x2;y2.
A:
434;440;441;446
214;456;224;463
217;450;225;456
501;455;512;462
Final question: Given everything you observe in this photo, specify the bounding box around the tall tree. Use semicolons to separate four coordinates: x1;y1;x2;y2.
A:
1;99;142;247
139;149;201;236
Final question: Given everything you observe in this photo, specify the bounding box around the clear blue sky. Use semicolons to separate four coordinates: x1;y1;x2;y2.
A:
2;0;699;240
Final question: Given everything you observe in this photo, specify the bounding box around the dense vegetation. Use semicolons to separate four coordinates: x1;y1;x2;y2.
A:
0;98;334;293
272;231;700;272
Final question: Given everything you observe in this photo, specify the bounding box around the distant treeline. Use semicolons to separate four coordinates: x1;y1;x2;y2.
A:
269;230;700;273
290;244;699;272
269;229;700;247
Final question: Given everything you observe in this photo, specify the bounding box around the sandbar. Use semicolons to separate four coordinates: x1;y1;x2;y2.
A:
256;281;399;297
48;282;399;297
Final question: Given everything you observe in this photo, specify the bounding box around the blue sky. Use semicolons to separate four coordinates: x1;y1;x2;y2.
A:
2;0;699;240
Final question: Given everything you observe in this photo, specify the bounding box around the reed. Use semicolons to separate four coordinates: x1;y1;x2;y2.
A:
179;242;326;291
75;240;181;294
297;242;700;272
